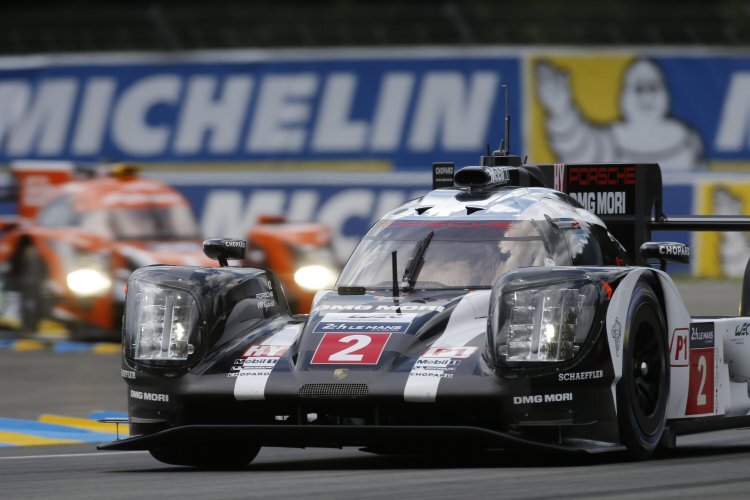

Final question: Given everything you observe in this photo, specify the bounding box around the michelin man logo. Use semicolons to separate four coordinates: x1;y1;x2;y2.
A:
713;187;750;277
536;58;705;170
611;318;622;356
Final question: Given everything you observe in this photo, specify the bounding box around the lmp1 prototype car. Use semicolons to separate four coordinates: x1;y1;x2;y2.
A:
0;162;337;337
101;147;750;465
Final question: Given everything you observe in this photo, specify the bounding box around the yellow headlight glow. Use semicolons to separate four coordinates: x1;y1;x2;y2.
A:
66;269;112;297
294;265;336;291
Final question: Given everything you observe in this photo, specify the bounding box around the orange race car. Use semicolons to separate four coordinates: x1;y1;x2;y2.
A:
0;162;337;339
245;215;338;313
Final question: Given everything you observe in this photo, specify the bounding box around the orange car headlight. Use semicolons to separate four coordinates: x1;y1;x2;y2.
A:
294;265;337;291
66;269;112;297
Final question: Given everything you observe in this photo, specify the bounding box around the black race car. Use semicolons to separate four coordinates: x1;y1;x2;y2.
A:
100;147;750;465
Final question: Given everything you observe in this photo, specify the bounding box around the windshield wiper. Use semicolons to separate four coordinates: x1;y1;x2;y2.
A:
401;231;434;290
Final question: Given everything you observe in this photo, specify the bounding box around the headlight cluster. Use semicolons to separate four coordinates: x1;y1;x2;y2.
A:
125;280;199;363
492;281;599;363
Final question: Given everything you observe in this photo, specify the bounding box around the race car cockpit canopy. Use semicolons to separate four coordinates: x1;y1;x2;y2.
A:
337;213;630;291
338;219;555;290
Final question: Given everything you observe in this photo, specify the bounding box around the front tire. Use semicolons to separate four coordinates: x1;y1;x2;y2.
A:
616;280;669;460
19;247;49;335
149;443;260;467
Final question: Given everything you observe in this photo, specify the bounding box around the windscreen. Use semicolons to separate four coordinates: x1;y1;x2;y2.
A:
81;205;200;240
337;219;569;289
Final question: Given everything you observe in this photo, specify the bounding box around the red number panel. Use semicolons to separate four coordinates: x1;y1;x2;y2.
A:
685;322;715;416
311;333;390;365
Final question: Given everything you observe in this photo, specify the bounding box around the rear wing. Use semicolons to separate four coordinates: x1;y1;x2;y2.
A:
535;163;750;265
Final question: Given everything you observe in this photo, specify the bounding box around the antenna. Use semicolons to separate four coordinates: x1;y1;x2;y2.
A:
479;85;521;167
503;85;510;155
391;251;400;299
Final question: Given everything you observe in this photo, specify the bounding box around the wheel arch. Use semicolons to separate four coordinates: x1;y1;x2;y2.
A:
606;268;684;412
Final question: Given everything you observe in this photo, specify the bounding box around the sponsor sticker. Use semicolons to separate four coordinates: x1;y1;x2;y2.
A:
241;345;289;358
422;346;477;359
129;390;169;402
565;165;636;216
316;304;445;312
229;345;289;378
669;328;689;367
311;333;390;365
685;322;716;415
558;370;603;382
735;322;750;337
409;357;461;379
406;346;475;380
610;318;622;356
658;243;690;257
255;290;275;309
121;369;136;380
512;393;573;405
313;312;417;334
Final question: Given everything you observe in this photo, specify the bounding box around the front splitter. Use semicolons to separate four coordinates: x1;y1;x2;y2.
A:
98;424;624;454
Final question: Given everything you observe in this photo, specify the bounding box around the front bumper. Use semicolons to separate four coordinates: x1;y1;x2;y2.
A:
98;423;625;454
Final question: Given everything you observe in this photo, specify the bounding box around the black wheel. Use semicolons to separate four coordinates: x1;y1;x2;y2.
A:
741;257;750;315
19;247;49;335
616;280;669;460
149;443;260;467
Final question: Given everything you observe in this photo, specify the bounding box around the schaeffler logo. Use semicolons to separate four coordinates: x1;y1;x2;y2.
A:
611;318;622;356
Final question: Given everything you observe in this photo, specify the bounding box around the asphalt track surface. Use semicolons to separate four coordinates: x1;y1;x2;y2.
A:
0;280;748;500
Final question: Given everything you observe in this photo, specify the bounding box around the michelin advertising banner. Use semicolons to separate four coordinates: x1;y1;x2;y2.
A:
2;49;750;276
0;51;519;169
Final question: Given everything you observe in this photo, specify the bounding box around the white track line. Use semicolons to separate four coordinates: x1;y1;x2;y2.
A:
0;451;146;460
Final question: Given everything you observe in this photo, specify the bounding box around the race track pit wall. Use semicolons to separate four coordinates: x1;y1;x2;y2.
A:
0;412;128;447
0;339;120;354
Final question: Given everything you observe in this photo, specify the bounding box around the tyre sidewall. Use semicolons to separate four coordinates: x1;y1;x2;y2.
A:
616;281;669;459
19;247;48;334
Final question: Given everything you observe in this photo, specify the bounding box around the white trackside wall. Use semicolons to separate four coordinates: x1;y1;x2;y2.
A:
606;268;750;420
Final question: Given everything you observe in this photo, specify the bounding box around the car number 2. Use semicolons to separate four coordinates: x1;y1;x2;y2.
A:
686;348;714;415
311;333;391;365
696;355;707;406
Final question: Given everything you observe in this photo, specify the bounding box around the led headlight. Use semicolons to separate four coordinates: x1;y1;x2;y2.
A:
125;280;199;363
492;281;600;363
66;268;112;297
294;265;337;291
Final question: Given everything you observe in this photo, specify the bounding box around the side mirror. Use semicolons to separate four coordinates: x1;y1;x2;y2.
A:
203;238;246;267
640;242;690;271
